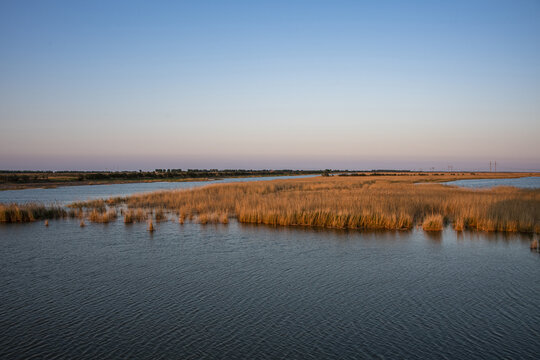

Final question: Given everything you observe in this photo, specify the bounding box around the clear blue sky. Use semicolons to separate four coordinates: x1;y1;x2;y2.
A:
1;0;539;171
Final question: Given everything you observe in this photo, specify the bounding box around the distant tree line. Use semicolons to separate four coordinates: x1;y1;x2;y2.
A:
0;169;329;184
0;169;477;184
0;174;50;183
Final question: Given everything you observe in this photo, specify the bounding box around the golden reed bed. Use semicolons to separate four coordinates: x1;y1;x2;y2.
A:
0;203;67;222
2;173;540;235
80;173;538;234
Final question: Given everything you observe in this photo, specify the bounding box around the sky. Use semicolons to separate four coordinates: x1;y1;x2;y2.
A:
1;0;539;171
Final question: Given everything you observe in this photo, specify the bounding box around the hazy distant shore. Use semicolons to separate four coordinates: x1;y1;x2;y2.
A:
0;170;323;191
0;177;216;191
2;170;538;191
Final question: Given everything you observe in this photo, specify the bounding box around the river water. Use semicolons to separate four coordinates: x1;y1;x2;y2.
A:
445;176;540;189
0;220;538;359
1;176;539;359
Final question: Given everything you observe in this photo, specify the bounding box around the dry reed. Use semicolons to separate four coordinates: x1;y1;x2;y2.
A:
124;211;133;224
155;209;166;222
123;209;147;223
220;213;229;224
422;214;444;231
84;175;539;234
88;209;117;223
0;203;67;223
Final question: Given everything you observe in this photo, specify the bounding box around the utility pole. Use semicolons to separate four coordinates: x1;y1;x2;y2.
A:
494;161;497;172
490;161;492;172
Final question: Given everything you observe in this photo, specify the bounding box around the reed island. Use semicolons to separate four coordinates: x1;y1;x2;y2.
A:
2;172;539;235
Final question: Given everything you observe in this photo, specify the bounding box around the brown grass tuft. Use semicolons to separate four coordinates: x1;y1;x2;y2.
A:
198;213;209;224
220;213;229;224
124;211;133;224
422;214;444;231
0;203;66;223
155;209;166;222
88;209;117;223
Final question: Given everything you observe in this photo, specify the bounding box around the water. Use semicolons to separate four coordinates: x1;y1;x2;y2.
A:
445;176;540;189
0;175;315;205
1;176;539;358
0;219;539;359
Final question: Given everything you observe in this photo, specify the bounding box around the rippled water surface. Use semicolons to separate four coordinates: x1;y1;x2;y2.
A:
445;176;540;189
1;219;539;359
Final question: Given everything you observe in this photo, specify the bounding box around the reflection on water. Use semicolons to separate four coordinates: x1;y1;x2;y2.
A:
0;220;538;359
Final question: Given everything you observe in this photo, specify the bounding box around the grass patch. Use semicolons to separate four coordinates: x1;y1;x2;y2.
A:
422;214;444;231
88;209;117;223
0;203;67;223
80;175;539;234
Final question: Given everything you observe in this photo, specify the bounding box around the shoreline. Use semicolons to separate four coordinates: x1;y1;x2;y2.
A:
0;177;214;191
1;172;538;191
0;174;316;191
